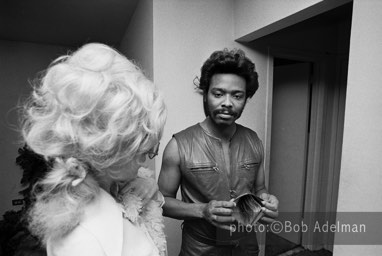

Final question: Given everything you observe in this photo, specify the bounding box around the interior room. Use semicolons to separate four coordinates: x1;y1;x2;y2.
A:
1;1;381;256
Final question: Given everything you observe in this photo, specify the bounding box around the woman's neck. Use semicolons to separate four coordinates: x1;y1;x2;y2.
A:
99;176;114;194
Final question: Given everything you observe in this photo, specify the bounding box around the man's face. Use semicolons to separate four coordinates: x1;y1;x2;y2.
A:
206;73;247;127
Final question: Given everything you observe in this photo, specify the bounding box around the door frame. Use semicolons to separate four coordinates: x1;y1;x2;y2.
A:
263;46;342;251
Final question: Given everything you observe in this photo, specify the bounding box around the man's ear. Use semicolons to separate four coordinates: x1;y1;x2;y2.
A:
243;98;248;109
203;93;209;117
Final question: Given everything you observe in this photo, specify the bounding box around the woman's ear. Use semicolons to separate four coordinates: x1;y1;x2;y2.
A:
135;153;148;167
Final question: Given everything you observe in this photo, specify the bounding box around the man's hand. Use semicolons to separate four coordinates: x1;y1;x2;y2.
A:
258;193;279;224
202;200;236;230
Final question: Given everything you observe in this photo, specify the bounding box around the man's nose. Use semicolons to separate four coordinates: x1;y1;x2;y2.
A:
222;95;233;107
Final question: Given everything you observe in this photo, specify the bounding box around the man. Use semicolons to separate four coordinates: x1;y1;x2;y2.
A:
158;49;279;256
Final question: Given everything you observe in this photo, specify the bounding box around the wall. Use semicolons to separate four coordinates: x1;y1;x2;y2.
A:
119;0;153;78
234;0;322;40
152;1;269;255
152;2;233;253
334;0;382;255
0;40;66;216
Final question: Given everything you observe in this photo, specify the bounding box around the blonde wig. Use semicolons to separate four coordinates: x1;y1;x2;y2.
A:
21;43;166;244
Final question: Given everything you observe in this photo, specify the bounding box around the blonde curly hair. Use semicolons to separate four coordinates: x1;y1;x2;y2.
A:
21;43;166;244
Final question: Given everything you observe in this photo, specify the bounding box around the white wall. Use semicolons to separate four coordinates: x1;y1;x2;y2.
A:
151;1;269;255
152;1;233;254
234;0;322;40
0;40;66;216
334;0;382;254
119;0;153;78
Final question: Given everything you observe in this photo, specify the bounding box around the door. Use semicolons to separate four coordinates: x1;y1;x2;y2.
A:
268;60;312;246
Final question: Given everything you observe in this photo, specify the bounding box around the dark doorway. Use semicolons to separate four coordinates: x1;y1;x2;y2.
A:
246;2;353;255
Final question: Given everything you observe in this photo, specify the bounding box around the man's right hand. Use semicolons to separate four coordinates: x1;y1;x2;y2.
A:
202;200;236;231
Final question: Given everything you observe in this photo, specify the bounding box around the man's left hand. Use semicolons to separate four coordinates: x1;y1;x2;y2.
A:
258;193;279;224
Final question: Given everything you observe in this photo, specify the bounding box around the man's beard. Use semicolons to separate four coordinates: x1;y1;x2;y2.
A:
209;108;243;127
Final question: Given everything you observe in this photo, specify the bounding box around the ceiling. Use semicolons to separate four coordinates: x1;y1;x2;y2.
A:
0;0;139;47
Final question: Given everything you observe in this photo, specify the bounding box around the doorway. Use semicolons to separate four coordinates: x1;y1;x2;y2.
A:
265;50;348;254
264;59;315;256
244;2;352;256
269;59;312;245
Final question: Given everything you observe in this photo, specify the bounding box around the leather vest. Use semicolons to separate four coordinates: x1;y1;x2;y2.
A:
174;123;263;243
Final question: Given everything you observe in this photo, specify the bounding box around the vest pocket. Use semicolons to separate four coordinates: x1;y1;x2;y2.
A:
240;162;260;170
187;162;219;173
238;161;259;187
185;162;222;198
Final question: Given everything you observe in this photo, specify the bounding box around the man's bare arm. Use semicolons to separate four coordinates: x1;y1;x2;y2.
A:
158;138;235;230
158;138;205;219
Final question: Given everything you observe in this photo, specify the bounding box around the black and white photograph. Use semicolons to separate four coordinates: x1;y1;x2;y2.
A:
0;1;381;256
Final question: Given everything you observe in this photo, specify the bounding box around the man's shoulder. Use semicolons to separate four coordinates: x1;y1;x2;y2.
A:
236;123;259;139
174;123;201;138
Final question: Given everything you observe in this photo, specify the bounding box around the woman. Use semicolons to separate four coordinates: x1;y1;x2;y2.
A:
20;43;167;256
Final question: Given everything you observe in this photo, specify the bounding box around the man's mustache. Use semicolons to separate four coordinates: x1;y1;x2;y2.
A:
212;109;238;117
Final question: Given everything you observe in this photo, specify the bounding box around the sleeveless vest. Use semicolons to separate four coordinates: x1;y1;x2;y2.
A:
174;123;263;255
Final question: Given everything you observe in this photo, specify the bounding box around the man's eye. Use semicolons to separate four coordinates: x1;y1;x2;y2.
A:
233;94;244;100
213;93;223;97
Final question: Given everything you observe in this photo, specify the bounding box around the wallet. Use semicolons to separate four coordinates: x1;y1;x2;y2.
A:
232;193;264;225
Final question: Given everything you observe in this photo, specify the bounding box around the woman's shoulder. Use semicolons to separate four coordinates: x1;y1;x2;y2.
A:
82;189;123;222
48;189;124;256
47;225;106;256
82;189;125;255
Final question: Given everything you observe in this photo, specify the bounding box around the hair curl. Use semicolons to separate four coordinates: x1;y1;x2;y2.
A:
195;48;259;116
20;43;166;244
